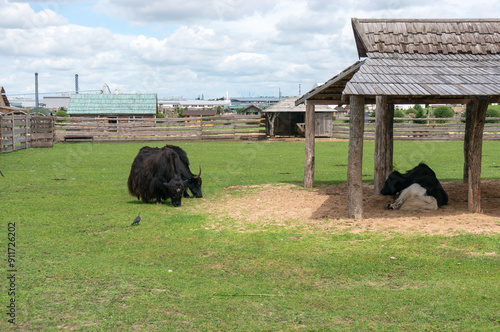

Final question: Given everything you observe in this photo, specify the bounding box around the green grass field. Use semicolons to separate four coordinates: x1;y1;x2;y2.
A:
1;140;499;330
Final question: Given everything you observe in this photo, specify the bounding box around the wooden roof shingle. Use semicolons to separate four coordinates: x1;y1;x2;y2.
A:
68;93;157;115
352;18;500;57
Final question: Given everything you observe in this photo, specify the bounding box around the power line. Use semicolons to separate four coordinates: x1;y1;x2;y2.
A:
1;90;101;97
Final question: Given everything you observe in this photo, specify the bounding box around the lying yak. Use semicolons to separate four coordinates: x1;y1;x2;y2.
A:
381;162;448;210
127;147;186;207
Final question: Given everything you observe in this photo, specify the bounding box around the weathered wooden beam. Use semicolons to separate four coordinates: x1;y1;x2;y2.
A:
304;101;315;188
385;104;394;179
374;95;387;194
348;95;365;218
466;96;488;213
373;98;394;194
463;102;473;183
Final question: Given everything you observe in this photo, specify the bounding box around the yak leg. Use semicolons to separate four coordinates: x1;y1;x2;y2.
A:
388;184;424;210
388;184;438;210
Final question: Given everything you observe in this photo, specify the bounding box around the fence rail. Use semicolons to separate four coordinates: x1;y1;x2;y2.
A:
333;116;500;140
55;115;266;142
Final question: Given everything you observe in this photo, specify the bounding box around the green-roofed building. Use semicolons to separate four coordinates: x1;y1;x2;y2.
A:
67;93;158;119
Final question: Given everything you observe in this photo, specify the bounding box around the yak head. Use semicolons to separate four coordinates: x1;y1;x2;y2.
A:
380;171;408;196
164;175;186;207
186;167;203;198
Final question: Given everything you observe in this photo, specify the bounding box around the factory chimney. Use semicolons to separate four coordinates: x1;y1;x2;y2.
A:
75;74;79;94
35;73;39;108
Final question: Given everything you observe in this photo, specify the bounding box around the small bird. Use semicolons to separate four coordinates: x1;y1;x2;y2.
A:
131;214;141;226
0;171;4;177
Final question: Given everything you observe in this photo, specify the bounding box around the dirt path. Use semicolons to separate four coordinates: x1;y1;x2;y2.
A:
196;181;500;235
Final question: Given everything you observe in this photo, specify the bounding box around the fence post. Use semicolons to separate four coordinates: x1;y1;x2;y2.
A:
0;114;2;153
11;112;15;150
25;113;29;148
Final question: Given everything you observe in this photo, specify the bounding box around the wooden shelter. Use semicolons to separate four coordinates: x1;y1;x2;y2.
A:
264;97;336;137
296;18;500;218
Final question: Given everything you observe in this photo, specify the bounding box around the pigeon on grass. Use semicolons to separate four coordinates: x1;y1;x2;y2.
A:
131;214;141;226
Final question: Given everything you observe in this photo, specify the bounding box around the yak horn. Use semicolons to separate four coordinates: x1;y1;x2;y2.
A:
196;166;201;179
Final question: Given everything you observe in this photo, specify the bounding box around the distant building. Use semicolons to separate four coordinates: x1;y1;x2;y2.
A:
242;104;264;115
263;97;336;137
182;109;218;117
0;87;25;113
67;93;158;121
158;99;230;112
8;97;36;109
43;96;70;110
229;97;281;109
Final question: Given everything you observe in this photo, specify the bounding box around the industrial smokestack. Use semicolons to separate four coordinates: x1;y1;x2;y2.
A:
75;74;79;94
35;73;39;108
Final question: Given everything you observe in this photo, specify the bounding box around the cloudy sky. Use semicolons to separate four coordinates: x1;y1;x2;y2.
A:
2;0;500;100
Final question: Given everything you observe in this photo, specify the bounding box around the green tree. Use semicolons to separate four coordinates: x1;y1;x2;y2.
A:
393;109;405;123
486;105;500;123
55;108;68;117
433;106;454;123
413;106;428;124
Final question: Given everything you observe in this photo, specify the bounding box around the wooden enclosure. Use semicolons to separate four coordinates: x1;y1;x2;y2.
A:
0;112;55;153
55;115;266;142
332;116;500;140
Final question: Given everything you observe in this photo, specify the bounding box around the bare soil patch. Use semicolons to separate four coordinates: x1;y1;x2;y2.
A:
197;181;500;235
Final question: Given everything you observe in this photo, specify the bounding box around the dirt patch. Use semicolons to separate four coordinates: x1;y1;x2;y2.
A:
196;181;500;235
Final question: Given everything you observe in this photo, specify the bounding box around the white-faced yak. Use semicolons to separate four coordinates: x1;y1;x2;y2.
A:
381;163;448;210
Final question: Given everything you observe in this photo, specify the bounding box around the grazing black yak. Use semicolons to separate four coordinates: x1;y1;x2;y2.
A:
127;147;186;207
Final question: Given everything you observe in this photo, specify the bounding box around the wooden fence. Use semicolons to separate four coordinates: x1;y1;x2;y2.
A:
0;112;54;153
332;117;500;140
55;115;266;142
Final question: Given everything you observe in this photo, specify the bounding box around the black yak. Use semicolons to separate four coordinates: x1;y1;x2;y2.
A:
127;147;186;207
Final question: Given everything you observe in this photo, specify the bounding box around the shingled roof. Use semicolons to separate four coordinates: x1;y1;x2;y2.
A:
352;18;500;57
0;87;10;107
68;93;157;115
343;18;500;101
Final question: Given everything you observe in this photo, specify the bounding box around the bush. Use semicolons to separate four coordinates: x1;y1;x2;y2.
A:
460;105;500;123
405;107;416;115
486;106;500;123
414;104;424;113
433;106;454;123
156;112;165;118
55;108;68;117
393;109;405;123
30;107;51;115
413;107;428;124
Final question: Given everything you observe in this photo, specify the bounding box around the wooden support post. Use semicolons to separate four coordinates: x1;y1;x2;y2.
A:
304;101;315;188
374;95;387;194
385;104;394;179
466;96;488;213
348;95;365;218
463;102;473;184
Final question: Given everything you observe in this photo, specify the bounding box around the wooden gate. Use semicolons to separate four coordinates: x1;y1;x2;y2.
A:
31;116;55;148
0;113;55;153
0;111;30;153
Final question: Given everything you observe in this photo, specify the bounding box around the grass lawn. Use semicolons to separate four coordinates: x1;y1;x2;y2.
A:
1;140;499;331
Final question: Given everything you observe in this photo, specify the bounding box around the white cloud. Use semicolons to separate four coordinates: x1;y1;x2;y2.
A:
3;0;500;98
0;0;67;28
95;0;278;24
